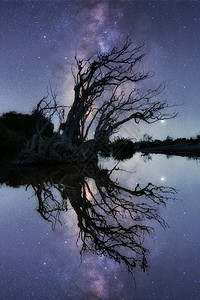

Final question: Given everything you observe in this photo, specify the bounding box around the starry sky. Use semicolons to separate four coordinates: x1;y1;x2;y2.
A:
1;0;200;140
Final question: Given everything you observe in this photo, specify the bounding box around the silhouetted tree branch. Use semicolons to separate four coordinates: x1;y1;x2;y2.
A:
62;38;177;150
17;38;177;165
13;165;177;273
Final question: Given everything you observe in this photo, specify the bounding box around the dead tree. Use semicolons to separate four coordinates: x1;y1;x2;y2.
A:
62;38;177;151
17;38;177;164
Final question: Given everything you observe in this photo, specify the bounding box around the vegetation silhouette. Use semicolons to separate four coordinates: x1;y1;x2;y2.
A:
0;111;54;155
98;137;136;160
0;164;177;274
0;111;54;139
112;137;136;160
15;38;176;165
136;134;200;158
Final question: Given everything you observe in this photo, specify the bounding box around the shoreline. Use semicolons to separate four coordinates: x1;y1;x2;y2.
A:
140;143;200;158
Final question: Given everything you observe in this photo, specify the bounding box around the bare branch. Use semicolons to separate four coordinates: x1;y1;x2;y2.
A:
17;38;177;165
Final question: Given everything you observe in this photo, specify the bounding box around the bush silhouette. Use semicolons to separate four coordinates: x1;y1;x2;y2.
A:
0;111;54;156
112;138;135;160
0;111;54;139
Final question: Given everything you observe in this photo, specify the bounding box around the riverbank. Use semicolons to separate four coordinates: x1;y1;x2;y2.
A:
141;143;200;158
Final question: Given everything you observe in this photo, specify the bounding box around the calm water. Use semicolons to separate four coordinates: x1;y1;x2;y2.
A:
0;153;200;299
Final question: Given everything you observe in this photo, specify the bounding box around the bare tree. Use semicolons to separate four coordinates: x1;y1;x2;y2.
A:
4;164;177;273
17;38;177;165
62;38;176;149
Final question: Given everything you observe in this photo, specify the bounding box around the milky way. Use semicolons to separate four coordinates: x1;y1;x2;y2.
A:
1;0;200;139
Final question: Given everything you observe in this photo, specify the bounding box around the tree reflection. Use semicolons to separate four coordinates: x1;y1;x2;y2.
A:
0;164;177;273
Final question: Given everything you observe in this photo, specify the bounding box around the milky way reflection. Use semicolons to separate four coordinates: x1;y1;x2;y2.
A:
0;154;200;299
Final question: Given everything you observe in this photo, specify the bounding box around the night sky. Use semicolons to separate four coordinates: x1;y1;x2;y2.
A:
1;0;200;140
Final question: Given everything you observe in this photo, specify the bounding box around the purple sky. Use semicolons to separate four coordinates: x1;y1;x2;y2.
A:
1;0;200;139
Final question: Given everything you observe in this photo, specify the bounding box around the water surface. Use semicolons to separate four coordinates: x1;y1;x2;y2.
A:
0;154;200;299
